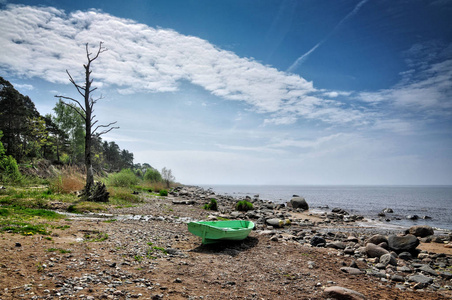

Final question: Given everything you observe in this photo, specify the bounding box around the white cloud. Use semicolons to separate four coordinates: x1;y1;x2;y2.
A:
0;4;370;128
12;83;34;90
0;4;451;136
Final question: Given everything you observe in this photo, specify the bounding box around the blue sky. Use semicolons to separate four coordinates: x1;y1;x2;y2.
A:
1;0;451;185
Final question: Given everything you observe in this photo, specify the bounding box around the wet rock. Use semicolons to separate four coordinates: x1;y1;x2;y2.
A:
382;208;393;213
388;234;419;253
408;225;434;238
331;208;349;215
406;215;419;220
323;286;366;300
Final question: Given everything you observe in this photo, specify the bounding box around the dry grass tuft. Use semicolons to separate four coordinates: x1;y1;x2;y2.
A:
49;165;85;194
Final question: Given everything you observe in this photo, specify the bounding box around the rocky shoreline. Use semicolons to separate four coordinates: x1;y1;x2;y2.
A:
0;185;451;299
171;186;452;294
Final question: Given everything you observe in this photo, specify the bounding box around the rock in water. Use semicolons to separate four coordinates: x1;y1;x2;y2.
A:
408;225;434;237
290;197;309;210
323;286;366;300
388;234;419;253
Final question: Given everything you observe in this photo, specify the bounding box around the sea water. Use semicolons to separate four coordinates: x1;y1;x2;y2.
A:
200;185;452;231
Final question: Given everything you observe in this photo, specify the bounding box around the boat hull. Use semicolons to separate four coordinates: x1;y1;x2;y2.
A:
187;220;254;244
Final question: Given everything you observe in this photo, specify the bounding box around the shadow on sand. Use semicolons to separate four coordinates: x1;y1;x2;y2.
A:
190;236;259;257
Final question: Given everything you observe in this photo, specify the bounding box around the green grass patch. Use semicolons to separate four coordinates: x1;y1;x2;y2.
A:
46;247;72;253
236;200;254;211
0;221;50;235
103;219;117;223
203;198;218;211
84;231;108;242
67;202;106;213
108;187;142;204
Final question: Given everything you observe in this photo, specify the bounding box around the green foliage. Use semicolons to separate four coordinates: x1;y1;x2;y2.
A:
107;169;139;187
83;231;108;242
236;200;254;211
203;198;218;211
144;168;162;182
159;189;168;196
109;189;141;203
46;248;72;253
67;202;106;213
0;131;21;182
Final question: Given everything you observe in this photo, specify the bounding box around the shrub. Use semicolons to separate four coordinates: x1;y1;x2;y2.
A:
144;168;162;182
107;169;139;187
0;131;21;182
159;189;168;196
203;198;218;211
0;155;21;182
236;200;253;211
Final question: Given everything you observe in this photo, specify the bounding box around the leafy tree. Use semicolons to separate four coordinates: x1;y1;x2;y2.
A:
55;42;118;201
144;168;162;182
43;114;69;163
120;149;134;170
52;99;85;164
0;77;41;162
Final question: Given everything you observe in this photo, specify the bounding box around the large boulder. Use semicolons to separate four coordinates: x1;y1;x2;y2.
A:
365;243;389;258
408;225;434;237
388;234;419;253
366;234;388;246
290;197;309;210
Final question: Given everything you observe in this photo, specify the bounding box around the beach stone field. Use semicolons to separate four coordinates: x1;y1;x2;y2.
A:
1;186;451;299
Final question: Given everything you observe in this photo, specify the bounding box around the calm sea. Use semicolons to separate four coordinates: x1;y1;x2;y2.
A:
200;185;452;231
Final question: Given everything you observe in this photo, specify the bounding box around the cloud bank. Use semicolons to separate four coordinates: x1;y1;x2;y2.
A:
0;4;450;132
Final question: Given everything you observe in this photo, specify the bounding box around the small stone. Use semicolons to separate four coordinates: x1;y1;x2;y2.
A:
15;242;21;247
174;278;182;283
391;275;404;282
379;253;397;266
340;267;364;275
323;286;366;300
408;274;434;285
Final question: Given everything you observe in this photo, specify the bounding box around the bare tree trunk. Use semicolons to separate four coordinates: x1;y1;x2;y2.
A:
55;42;118;201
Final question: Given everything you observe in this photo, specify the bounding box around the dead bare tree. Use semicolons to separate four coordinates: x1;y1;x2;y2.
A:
55;42;118;201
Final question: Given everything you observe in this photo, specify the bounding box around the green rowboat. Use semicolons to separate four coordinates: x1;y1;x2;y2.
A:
187;220;254;244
